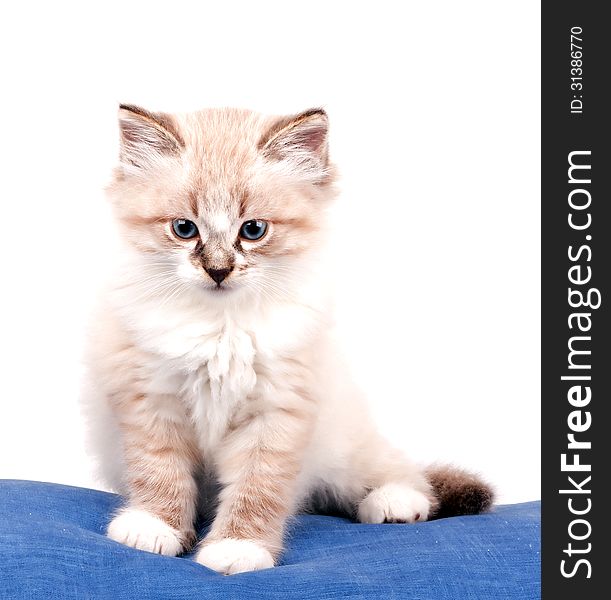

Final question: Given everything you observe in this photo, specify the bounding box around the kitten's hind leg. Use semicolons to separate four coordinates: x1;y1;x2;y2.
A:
353;441;494;523
351;439;436;525
358;482;432;524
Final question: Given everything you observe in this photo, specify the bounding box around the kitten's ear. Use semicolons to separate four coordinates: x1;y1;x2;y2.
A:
117;104;184;170
260;109;330;182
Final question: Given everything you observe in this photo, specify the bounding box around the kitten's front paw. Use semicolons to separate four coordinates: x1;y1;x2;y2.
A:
358;483;431;524
196;538;274;575
107;508;184;556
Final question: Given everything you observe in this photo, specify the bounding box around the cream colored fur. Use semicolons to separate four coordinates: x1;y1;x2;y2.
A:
82;105;437;574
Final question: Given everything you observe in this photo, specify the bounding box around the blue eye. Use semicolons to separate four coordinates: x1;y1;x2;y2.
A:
172;219;199;239
239;220;268;241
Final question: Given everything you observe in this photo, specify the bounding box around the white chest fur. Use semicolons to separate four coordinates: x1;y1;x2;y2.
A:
128;305;258;453
117;290;317;454
110;254;329;453
179;320;257;453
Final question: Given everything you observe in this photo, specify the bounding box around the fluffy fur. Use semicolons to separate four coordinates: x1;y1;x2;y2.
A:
82;105;493;574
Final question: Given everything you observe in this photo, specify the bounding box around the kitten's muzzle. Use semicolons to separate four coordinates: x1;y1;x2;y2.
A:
205;267;233;285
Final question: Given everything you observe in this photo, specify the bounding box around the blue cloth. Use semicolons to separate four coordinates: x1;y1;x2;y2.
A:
0;480;540;599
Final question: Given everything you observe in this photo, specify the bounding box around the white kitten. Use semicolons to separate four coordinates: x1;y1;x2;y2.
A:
82;105;493;575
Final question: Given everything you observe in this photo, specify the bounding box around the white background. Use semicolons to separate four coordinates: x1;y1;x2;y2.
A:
0;1;540;504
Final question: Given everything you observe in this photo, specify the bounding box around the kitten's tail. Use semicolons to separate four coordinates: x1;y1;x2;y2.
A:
425;464;494;519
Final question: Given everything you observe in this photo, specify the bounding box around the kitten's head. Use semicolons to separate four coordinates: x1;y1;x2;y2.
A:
107;105;336;303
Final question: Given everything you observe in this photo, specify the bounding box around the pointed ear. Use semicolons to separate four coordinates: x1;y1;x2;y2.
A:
117;104;184;170
260;108;330;182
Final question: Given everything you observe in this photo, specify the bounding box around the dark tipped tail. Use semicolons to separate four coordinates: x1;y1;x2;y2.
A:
425;465;494;520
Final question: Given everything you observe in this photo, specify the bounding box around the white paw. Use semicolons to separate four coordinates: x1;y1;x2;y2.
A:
196;538;274;575
107;508;183;556
358;483;431;524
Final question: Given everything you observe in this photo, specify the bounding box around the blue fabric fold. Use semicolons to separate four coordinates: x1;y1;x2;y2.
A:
0;480;540;599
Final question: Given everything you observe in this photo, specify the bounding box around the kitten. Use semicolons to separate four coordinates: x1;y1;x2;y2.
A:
82;104;493;575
